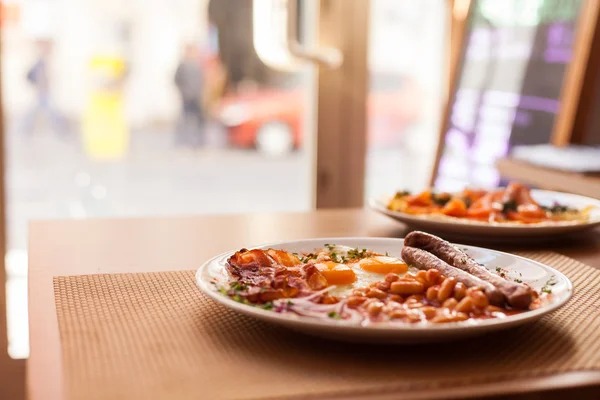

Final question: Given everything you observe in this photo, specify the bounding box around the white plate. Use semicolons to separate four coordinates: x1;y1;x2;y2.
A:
196;237;572;343
369;189;600;239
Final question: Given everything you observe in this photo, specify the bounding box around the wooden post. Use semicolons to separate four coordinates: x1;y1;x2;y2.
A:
315;0;369;208
551;0;600;146
0;24;25;400
430;0;472;187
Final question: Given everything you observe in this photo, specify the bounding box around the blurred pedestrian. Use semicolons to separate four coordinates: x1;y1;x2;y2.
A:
22;40;67;136
174;44;205;148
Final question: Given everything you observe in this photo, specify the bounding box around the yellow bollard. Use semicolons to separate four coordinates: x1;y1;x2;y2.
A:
82;55;128;160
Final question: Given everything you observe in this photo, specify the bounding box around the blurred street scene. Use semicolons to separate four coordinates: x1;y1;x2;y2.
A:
2;0;444;358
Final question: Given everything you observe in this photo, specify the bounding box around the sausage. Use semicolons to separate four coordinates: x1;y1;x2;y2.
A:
404;231;535;309
401;246;505;306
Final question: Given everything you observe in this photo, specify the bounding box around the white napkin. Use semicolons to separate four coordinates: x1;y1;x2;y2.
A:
510;145;600;173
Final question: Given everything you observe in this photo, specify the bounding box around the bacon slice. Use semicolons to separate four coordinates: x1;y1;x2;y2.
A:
226;248;330;303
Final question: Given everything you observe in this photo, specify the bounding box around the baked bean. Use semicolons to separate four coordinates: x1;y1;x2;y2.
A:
442;298;458;309
389;294;403;303
453;282;467;300
405;272;418;280
389;309;407;319
420;306;437;319
353;288;368;296
367;288;387;299
431;314;453;323
346;295;367;308
375;281;391;292
385;273;399;283
437;277;457;302
454;312;469;321
469;289;489;308
390;280;425;295
454;296;474;313
431;311;468;323
407;302;424;309
426;286;439;302
367;301;384;317
406;312;422;323
415;270;428;285
426;269;441;285
405;294;424;303
486;305;504;313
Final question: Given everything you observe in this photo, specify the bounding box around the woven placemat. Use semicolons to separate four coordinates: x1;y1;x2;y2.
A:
54;252;600;400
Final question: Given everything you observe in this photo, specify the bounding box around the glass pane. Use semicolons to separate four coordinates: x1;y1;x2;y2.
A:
364;0;447;198
435;0;583;191
2;0;316;358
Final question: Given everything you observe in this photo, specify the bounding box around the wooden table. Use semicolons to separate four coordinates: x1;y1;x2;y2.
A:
28;209;600;400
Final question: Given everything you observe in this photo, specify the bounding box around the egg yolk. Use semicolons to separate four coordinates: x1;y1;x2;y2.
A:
316;261;357;285
358;256;408;275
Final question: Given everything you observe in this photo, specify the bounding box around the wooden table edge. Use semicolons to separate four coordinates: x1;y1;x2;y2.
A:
339;371;600;400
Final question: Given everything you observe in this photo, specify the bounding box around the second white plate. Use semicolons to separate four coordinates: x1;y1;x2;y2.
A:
369;189;600;239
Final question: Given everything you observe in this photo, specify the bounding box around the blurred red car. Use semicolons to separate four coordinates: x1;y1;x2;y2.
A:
213;74;422;155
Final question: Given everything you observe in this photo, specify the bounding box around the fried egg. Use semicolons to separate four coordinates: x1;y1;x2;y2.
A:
311;245;408;297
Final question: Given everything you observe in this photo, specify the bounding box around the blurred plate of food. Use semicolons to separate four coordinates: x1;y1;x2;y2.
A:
369;183;600;238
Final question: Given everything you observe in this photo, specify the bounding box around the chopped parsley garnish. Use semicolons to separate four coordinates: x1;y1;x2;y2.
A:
299;253;318;263
394;190;411;198
230;281;248;292
463;196;472;208
495;267;506;278
541;204;573;214
541;275;557;294
330;252;339;262
385;252;389;257
324;243;335;251
515;272;523;283
432;192;451;206
259;302;273;310
327;311;341;320
232;294;251;305
347;248;368;259
328;250;346;263
502;200;518;214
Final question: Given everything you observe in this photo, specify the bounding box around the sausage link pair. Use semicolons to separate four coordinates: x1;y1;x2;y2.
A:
401;246;505;306
404;231;535;309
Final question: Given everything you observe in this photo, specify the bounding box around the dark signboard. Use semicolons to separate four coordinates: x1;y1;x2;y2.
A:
435;0;583;191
